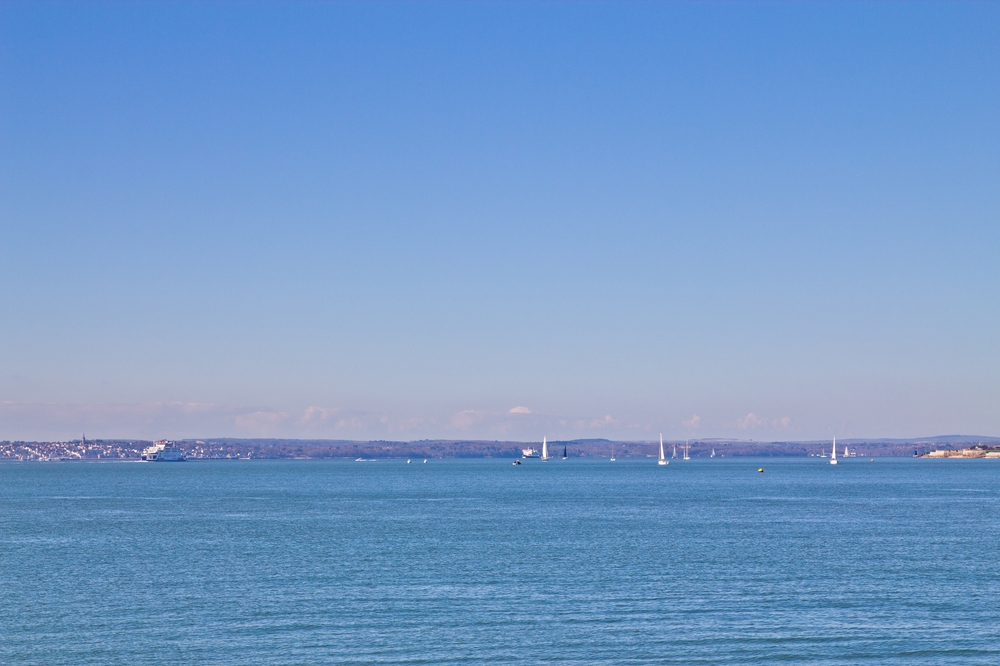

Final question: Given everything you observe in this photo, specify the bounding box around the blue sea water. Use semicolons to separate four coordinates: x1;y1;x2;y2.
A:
2;457;999;664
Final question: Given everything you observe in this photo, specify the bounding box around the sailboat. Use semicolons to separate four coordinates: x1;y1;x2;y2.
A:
562;445;567;460
658;434;668;466
844;444;849;458
683;440;691;460
710;448;716;458
830;437;838;465
672;445;677;459
610;442;616;462
541;436;549;462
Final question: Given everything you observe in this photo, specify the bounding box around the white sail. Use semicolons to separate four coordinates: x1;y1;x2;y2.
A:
658;433;668;465
830;436;838;465
541;436;549;461
844;445;849;457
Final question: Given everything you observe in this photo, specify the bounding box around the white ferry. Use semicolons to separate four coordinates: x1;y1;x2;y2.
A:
521;447;539;458
141;440;186;462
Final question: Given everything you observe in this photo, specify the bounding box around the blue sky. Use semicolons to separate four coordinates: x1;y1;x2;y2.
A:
2;2;998;441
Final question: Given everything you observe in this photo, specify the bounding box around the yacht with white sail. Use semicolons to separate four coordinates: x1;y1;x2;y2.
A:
541;437;549;461
830;437;838;465
658;434;668;466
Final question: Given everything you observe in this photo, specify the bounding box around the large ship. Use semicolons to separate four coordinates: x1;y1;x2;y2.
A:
141;440;186;462
521;447;539;458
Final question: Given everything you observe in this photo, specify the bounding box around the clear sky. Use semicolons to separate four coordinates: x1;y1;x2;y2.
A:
2;2;998;442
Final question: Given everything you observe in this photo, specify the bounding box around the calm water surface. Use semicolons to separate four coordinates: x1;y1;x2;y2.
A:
2;458;999;664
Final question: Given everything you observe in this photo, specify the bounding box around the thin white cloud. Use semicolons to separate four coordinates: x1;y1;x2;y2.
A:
683;414;701;429
1;402;742;442
450;410;491;430
233;410;291;435
295;406;387;434
298;406;344;425
736;412;766;429
772;416;791;427
589;414;618;428
0;402;380;440
0;401;264;440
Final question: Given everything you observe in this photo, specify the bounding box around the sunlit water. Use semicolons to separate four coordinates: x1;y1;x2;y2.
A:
2;457;999;664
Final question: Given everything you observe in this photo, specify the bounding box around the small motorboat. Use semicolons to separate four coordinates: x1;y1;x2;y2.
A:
513;460;521;465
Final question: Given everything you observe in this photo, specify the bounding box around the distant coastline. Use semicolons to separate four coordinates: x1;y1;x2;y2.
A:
920;444;1000;459
3;435;999;462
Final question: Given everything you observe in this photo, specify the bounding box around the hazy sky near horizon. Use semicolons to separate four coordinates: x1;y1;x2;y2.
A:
2;2;999;442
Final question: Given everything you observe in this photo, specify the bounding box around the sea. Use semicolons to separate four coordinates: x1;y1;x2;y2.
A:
2;457;999;664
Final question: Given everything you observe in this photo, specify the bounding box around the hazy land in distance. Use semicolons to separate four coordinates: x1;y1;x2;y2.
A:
3;436;1000;461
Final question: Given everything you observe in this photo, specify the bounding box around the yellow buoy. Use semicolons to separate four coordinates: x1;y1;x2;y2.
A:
758;468;763;473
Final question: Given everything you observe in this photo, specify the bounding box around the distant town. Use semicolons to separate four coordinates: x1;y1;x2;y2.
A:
2;436;999;462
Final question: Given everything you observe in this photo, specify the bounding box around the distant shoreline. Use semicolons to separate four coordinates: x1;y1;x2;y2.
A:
920;445;1000;459
4;436;999;462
